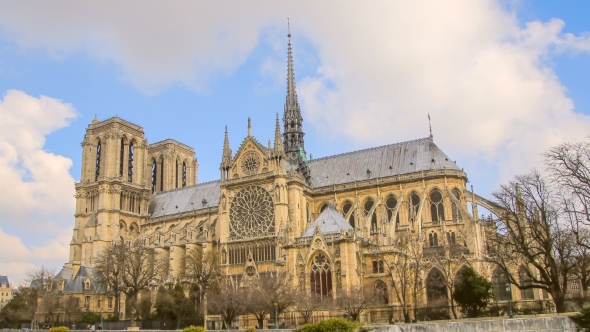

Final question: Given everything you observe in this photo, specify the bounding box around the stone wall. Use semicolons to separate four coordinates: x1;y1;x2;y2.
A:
371;316;576;332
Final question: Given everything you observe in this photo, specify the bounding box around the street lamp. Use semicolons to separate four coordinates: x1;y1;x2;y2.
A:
505;283;513;318
100;308;104;329
273;300;278;329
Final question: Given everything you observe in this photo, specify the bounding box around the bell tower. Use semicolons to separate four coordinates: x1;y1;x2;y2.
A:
69;116;150;276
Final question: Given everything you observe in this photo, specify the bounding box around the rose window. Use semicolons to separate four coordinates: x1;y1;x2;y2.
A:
245;266;256;277
240;151;261;175
229;186;275;239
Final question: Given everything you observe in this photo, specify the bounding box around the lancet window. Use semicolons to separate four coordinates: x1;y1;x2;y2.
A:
151;161;157;193
95;140;101;181
310;253;332;299
451;189;462;221
429;231;439;247
430;190;445;223
409;193;420;223
227;241;276;265
128;142;134;182
364;198;378;232
446;231;456;245
119;139;125;177
342;201;355;228
160;159;164;191
386;195;400;225
175;162;179;189
182;162;187;187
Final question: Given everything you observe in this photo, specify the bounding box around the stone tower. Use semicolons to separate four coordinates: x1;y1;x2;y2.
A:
69;116;150;277
282;31;305;162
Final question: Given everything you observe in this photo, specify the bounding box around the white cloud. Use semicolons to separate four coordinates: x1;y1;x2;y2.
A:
0;1;589;188
0;90;76;284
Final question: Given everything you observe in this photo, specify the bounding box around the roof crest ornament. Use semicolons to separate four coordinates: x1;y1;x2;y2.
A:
428;113;433;142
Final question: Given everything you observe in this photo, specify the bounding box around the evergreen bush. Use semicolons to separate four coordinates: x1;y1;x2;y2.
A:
570;306;590;332
49;326;69;332
296;318;371;332
183;325;204;332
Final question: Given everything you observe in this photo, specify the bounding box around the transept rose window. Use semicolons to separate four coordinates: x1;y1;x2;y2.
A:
229;186;274;239
240;151;261;175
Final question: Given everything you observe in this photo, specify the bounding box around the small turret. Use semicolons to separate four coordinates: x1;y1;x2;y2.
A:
274;113;284;153
221;126;233;181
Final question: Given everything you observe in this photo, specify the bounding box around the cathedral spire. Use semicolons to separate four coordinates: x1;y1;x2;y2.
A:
274;113;283;151
283;22;305;161
222;126;232;165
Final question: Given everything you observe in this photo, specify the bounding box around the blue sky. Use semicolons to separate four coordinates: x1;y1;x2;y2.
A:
1;0;590;284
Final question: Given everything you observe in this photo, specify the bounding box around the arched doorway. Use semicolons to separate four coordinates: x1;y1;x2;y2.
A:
310;253;332;299
426;268;447;306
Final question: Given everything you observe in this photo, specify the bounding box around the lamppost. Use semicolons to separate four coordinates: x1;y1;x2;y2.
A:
273;300;278;329
100;308;104;329
505;283;513;318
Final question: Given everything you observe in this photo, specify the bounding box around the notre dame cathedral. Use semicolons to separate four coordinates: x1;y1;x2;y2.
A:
45;33;533;324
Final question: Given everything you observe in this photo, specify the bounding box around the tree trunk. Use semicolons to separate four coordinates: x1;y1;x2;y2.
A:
202;292;208;329
552;293;566;313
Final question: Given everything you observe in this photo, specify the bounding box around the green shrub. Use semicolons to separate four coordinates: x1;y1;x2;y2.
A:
183;325;204;332
246;327;257;332
296;318;370;332
50;326;69;332
571;306;590;332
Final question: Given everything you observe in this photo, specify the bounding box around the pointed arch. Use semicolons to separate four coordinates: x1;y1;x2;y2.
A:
492;267;511;301
95;139;102;181
451;188;462;221
309;252;332;299
426;267;447;306
430;189;445;223
182;160;187;187
364;197;377;232
341;200;355;228
385;195;400;225
373;280;388;304
408;192;421;223
150;158;157;193
128;139;136;182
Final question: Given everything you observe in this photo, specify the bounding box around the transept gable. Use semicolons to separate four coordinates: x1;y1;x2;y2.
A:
231;136;270;177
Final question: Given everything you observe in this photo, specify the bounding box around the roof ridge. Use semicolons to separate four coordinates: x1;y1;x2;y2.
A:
154;179;221;196
310;137;431;163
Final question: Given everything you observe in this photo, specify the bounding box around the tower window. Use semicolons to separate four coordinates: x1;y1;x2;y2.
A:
151;161;157;193
175;162;179;189
95;140;101;181
119;139;125;177
182;162;187;187
128;142;134;182
160;160;164;191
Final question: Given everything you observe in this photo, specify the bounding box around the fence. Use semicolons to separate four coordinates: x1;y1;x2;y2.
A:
20;318;204;330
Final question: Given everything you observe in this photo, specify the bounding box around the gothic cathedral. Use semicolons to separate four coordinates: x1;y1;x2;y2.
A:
52;33;508;321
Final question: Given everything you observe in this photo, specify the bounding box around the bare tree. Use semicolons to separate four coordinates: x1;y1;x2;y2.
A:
485;170;576;313
544;139;590;247
336;286;374;321
208;277;249;330
94;242;126;318
122;240;165;308
293;290;323;324
185;249;221;326
373;233;425;323
62;295;80;322
253;271;297;324
41;293;61;322
26;267;56;293
571;229;590;299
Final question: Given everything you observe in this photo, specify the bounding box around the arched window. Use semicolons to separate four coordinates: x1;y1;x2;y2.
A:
310;253;332;299
175;162;179;189
364;198;377;232
119;139;125;177
446;231;456;245
386;195;400;225
128;142;134;182
451;189;462;221
409;193;420;223
342;201;355;228
95;140;101;181
182;162;187;187
492;267;511;301
151;161;157;193
430;190;445;223
429;231;438;247
374;280;388;304
320;203;328;213
160;159;164;191
519;267;534;300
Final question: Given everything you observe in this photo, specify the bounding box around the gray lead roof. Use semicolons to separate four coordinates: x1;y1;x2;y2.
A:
301;205;355;237
149;180;221;218
307;137;460;188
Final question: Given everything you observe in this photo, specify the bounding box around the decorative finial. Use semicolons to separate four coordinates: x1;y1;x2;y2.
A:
225;125;228;133
287;18;291;38
428;113;433;141
247;117;252;136
92;114;98;124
